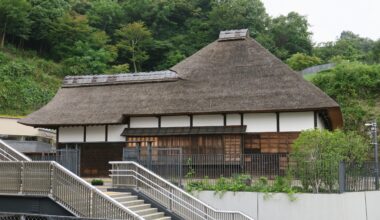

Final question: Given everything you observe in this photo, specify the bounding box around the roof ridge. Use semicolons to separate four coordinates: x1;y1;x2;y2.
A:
62;70;178;87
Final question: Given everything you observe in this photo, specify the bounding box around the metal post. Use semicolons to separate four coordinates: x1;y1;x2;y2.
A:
339;161;346;193
147;142;152;170
373;121;379;190
366;119;379;190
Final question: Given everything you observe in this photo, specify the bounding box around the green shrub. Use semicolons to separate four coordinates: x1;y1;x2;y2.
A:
91;179;104;186
290;129;369;193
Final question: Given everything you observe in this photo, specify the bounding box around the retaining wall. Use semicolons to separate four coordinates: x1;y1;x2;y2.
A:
195;191;380;220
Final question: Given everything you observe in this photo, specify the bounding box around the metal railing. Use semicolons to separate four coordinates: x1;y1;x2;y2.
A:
0;161;143;220
110;161;254;220
0;212;109;220
0;139;31;162
134;153;288;186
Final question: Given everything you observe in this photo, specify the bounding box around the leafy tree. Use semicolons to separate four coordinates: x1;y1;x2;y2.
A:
87;0;123;34
286;53;322;71
115;22;153;72
291;129;369;193
314;31;375;63
208;0;269;38
0;0;32;48
371;40;380;63
28;0;70;51
61;40;116;75
268;12;313;60
109;64;130;73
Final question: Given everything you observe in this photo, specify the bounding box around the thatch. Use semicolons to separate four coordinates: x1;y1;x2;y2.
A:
19;33;342;128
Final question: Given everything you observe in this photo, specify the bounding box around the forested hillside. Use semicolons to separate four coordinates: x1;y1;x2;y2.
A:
0;0;379;132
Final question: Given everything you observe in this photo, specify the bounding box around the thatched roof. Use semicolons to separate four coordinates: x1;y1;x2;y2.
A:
20;30;342;128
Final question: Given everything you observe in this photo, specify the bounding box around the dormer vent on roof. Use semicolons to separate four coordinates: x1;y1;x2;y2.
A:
218;29;249;41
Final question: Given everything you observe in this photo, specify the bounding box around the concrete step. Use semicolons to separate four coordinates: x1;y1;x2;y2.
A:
135;208;158;216
104;191;124;196
114;195;138;202
128;204;152;211
155;217;171;220
109;192;132;198
141;212;165;220
120;199;144;207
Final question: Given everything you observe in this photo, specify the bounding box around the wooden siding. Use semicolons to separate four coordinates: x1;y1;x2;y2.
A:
126;135;241;155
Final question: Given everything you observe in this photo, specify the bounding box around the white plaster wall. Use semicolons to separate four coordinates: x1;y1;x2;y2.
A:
244;113;277;132
196;191;374;220
59;126;84;143
86;126;105;142
108;124;128;142
279;112;314;132
130;117;158;128
317;114;325;129
226;114;241;126
364;191;380;220
161;116;190;127
193;115;224;127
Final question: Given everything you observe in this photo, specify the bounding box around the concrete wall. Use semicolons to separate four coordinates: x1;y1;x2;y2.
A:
195;191;380;220
0;117;40;136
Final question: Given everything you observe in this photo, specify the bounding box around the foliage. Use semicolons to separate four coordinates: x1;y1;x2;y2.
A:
313;31;376;63
91;179;104;186
266;12;313;60
115;22;153;72
311;62;380;132
186;175;297;196
0;0;32;47
286;53;322;71
0;49;60;115
290;129;369;193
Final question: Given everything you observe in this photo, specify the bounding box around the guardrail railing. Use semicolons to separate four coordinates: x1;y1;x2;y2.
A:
0;161;143;220
110;161;254;220
0;139;31;161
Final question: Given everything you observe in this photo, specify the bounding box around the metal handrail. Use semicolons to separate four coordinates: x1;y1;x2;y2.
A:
0;161;143;220
110;161;254;220
0;139;31;161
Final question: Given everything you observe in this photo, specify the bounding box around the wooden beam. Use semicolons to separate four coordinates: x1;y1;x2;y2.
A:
56;127;59;144
276;112;280;132
83;126;86;142
223;114;227;126
314;111;318;129
157;116;161;128
240;113;244;126
105;125;108;142
190;115;193;128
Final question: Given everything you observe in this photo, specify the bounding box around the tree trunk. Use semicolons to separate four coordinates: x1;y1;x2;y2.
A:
0;21;6;48
132;51;137;73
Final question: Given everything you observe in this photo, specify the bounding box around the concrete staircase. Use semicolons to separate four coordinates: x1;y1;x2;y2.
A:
96;185;171;220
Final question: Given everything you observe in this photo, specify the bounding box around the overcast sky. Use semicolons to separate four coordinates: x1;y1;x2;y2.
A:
261;0;380;43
